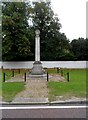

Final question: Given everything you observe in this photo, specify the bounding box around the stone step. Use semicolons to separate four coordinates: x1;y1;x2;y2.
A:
12;97;49;104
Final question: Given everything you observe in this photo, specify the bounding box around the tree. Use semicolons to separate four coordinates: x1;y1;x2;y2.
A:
2;1;75;61
2;2;31;61
29;1;71;60
0;3;2;61
71;38;87;60
85;38;88;60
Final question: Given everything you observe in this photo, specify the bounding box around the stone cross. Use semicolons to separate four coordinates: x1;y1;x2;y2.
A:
35;30;40;61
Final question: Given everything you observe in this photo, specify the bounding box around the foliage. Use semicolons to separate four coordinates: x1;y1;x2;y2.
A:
30;1;71;60
2;1;87;61
71;38;88;60
0;71;2;96
2;2;31;61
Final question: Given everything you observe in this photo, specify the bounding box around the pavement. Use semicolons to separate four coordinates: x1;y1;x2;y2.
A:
0;97;87;106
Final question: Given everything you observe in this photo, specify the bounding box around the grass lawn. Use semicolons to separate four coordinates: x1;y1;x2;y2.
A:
0;68;87;102
2;82;25;102
47;69;86;101
0;70;2;96
0;69;26;102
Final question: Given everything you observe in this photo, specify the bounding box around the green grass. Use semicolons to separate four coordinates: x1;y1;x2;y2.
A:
0;68;87;102
0;69;27;102
2;82;25;102
46;68;58;74
48;69;86;101
0;70;2;96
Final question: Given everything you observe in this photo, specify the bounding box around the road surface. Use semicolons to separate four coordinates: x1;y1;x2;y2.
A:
1;105;87;119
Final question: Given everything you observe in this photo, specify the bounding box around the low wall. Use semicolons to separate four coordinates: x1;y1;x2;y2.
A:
0;61;87;69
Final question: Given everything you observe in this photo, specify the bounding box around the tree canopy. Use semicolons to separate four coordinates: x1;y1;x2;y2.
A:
2;1;87;61
2;2;31;61
28;1;71;60
71;38;88;60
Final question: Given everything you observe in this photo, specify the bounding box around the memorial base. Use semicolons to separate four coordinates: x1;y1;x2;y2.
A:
31;61;45;75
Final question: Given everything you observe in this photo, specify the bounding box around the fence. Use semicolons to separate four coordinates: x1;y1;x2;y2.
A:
0;61;87;69
56;68;70;82
2;69;49;82
2;69;27;82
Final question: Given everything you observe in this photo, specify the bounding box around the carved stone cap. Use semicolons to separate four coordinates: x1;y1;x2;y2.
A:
35;30;40;36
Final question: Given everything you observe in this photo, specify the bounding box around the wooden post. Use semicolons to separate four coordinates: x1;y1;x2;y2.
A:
61;70;63;76
47;72;49;82
12;69;14;77
18;69;20;74
57;67;59;73
3;73;5;82
24;73;26;82
67;72;69;82
1;66;3;70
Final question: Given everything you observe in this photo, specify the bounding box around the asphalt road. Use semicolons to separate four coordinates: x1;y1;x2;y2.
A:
1;106;87;119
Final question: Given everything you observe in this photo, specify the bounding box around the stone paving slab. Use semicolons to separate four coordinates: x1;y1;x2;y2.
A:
12;98;49;104
50;97;86;104
13;79;48;98
5;74;24;82
1;99;87;105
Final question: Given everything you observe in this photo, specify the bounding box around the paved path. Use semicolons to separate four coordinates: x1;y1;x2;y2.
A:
5;74;24;82
5;74;65;103
12;78;49;103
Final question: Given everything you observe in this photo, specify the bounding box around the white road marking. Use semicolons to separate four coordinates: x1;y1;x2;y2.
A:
0;106;87;109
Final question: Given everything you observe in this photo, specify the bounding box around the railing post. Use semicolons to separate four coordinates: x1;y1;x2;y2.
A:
61;70;63;76
3;73;5;82
1;66;3;70
12;69;14;77
57;67;59;73
47;72;49;82
67;72;69;82
24;73;26;82
18;69;20;74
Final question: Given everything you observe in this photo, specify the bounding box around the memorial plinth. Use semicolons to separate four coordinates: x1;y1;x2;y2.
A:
31;61;44;75
31;30;45;76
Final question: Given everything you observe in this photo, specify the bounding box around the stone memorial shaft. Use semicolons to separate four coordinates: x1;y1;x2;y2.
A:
35;30;40;61
31;30;45;75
